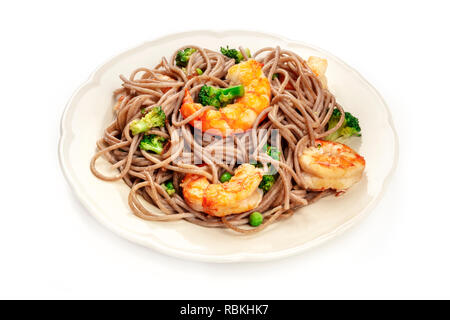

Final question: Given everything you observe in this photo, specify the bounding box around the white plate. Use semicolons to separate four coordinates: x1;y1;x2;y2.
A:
59;30;398;262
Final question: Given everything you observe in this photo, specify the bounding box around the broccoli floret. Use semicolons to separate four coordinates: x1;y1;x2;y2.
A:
197;85;245;108
325;109;361;141
163;181;175;196
139;134;167;154
259;175;276;193
262;144;281;161
256;144;280;192
220;46;251;63
176;48;196;67
130;106;166;135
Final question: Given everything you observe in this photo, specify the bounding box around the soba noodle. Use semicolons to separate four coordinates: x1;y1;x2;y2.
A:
90;46;344;234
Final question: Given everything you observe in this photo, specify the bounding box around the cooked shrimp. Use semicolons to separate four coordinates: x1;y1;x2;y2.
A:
299;140;365;191
180;163;264;216
307;56;328;89
180;59;271;136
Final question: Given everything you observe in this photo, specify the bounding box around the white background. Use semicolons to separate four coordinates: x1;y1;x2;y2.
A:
1;0;448;299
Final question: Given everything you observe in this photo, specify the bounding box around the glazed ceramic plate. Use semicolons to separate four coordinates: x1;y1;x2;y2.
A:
59;30;398;262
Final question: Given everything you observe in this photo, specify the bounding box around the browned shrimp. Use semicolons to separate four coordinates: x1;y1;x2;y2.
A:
299;140;365;190
180;164;263;216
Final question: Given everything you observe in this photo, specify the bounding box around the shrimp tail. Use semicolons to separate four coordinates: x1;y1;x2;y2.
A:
183;88;194;104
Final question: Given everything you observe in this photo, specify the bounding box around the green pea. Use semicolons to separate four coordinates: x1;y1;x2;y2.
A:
249;212;263;227
220;172;232;183
196;68;203;75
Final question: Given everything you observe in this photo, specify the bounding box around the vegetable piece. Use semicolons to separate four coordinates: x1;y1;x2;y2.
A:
245;48;251;58
220;46;251;64
257;144;281;192
196;68;203;75
163;181;176;196
139;134;167;154
197;85;245;108
272;73;279;80
259;175;276;193
220;172;232;183
130;106;166;135
262;144;281;161
249;212;263;227
175;48;196;68
325;109;361;141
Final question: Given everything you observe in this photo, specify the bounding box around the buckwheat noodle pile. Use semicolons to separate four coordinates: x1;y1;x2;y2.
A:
90;46;345;234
